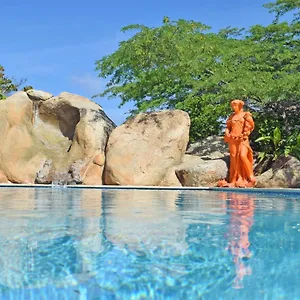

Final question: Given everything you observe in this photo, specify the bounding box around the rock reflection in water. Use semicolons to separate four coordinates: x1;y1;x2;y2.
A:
102;189;187;256
0;188;104;289
2;187;297;298
0;188;231;293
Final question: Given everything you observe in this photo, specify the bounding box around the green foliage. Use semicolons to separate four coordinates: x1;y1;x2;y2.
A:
255;126;300;161
284;133;300;159
252;97;300;160
264;0;300;23
95;0;300;142
255;126;284;161
0;65;17;100
0;65;28;100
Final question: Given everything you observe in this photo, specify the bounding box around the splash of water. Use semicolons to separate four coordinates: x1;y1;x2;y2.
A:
51;180;68;188
51;172;72;188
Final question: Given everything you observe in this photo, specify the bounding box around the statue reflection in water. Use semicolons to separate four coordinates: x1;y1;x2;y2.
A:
223;192;255;289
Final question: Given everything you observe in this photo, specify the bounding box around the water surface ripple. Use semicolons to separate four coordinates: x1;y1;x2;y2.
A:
0;187;299;299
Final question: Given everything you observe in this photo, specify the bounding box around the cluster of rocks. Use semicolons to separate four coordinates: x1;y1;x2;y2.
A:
0;90;299;188
0;90;115;185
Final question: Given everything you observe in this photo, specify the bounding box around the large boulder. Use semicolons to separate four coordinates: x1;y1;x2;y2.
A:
175;155;228;187
154;135;230;187
186;135;229;159
256;155;300;188
104;110;190;185
174;135;229;187
0;90;115;184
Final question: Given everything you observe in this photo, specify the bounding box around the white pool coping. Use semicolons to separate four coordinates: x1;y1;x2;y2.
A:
0;183;299;195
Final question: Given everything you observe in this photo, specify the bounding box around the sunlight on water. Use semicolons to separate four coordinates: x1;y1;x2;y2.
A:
0;187;299;299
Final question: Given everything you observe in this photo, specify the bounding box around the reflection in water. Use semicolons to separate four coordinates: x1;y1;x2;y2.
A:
102;189;188;255
223;192;255;289
0;188;299;299
0;188;105;290
0;188;188;292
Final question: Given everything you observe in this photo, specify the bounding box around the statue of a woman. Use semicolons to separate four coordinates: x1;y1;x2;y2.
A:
218;99;256;188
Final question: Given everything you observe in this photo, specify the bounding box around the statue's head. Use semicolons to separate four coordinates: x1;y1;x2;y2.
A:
230;99;244;112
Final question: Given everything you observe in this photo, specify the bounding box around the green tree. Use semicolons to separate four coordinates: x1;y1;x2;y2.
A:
95;0;300;142
264;0;300;23
248;0;300;155
0;65;18;100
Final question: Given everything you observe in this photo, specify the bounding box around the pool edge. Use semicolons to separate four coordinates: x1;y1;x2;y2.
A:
0;183;299;195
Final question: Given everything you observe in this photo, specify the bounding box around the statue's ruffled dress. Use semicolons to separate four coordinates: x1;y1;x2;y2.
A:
218;100;256;188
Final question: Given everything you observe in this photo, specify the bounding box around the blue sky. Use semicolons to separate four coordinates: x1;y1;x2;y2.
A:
1;0;275;124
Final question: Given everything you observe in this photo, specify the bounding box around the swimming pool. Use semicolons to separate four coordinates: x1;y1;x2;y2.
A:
0;187;299;299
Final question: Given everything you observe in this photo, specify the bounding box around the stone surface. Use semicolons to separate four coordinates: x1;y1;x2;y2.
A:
256;155;300;188
157;167;182;187
186;135;229;158
0;169;9;183
254;155;273;175
175;155;228;187
104;110;190;186
0;90;115;184
26;89;53;102
36;160;54;184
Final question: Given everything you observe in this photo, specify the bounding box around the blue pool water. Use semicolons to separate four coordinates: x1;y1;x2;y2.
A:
0;187;299;299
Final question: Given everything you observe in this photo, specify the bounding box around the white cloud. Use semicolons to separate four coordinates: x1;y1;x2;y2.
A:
71;73;107;95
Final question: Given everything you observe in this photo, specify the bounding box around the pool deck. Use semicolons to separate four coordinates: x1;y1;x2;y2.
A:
0;183;300;195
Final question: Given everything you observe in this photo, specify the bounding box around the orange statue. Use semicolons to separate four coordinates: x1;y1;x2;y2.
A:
218;99;256;188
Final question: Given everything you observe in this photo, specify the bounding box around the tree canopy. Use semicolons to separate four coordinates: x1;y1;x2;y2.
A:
95;0;300;145
0;65;28;100
0;65;18;100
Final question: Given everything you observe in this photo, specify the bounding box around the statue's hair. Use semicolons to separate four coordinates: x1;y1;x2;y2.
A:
231;99;244;108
